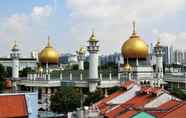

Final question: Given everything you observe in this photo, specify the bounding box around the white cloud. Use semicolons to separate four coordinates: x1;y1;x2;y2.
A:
65;0;186;54
32;5;52;17
66;0;185;22
159;32;186;49
0;5;53;56
5;14;29;33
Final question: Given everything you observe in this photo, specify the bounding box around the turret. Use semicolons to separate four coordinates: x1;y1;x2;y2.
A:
154;38;164;79
10;41;20;78
76;47;86;71
87;31;99;92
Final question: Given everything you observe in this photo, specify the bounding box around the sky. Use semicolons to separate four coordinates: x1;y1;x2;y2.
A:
0;0;186;57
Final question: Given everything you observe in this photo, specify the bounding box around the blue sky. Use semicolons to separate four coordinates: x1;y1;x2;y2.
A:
0;0;186;57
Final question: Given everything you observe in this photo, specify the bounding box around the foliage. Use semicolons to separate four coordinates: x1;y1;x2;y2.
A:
83;89;104;106
71;64;79;70
19;67;35;77
99;62;117;70
84;62;89;70
6;66;12;77
108;86;121;95
0;64;6;79
0;64;5;92
50;86;81;113
170;86;186;100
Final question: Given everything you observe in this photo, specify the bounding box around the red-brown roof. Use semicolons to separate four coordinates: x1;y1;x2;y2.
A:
0;95;28;118
149;100;181;118
160;102;186;118
121;80;135;89
105;94;155;118
96;91;123;114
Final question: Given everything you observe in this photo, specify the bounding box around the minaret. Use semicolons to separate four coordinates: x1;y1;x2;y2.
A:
76;47;86;71
10;41;20;79
154;38;164;79
87;31;99;92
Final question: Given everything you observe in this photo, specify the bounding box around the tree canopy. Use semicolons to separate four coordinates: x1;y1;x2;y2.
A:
0;64;6;92
170;86;186;100
19;67;35;77
50;86;81;113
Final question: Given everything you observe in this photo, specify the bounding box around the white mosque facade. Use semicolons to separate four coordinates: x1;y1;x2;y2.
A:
3;22;186;110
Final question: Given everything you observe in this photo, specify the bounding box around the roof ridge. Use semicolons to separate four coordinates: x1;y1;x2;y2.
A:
159;101;186;118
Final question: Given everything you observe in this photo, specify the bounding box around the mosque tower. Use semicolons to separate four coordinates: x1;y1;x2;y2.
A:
10;41;20;78
154;39;164;79
76;47;86;71
87;31;99;92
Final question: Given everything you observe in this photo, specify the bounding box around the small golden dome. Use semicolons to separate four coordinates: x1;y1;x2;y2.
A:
79;47;86;54
121;21;148;59
156;38;161;48
39;36;59;64
123;63;132;72
89;31;97;42
37;65;44;73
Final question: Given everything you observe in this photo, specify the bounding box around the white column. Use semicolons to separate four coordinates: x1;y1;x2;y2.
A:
70;72;72;80
89;53;98;92
109;73;112;80
60;72;63;80
79;60;84;70
89;53;98;79
12;59;19;78
104;88;108;97
100;73;102;81
80;72;83;80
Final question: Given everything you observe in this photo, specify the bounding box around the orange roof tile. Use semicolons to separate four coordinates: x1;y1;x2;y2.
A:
149;100;181;118
121;80;135;89
0;95;28;118
96;91;123;114
105;94;154;118
161;102;186;118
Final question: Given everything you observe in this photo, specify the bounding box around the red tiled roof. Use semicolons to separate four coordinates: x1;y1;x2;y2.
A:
118;110;137;118
121;80;135;89
96;91;123;114
160;102;186;118
0;95;28;118
105;94;154;118
159;100;180;110
149;100;181;118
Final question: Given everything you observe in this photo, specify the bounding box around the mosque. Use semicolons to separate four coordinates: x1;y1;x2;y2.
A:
2;21;185;111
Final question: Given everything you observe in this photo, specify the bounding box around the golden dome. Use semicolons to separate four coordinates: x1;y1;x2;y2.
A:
37;65;44;73
121;22;148;59
39;36;59;64
123;63;132;72
89;31;97;42
79;47;86;54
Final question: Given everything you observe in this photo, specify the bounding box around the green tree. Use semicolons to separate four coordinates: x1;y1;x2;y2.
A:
0;64;6;92
19;67;34;77
83;89;104;106
50;86;81;113
0;64;6;79
171;86;186;100
6;66;12;77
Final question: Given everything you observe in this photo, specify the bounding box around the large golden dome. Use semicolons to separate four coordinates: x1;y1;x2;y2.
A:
121;22;148;59
39;37;59;64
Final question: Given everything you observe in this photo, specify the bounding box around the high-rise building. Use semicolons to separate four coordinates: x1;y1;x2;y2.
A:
174;49;184;64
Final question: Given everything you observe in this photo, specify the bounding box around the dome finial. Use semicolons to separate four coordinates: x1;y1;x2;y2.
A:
12;40;18;50
156;37;161;47
132;21;136;34
89;29;97;41
47;35;52;47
